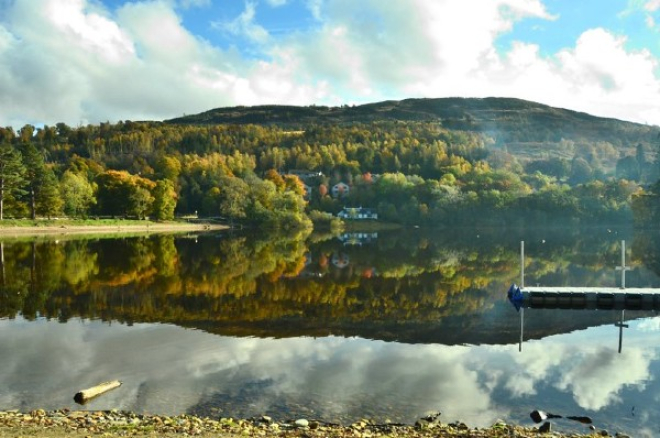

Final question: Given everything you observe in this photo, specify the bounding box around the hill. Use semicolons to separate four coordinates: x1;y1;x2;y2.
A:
165;97;660;147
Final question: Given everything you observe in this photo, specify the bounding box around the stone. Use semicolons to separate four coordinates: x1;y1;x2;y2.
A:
539;422;551;433
294;418;309;428
530;410;547;423
415;412;441;430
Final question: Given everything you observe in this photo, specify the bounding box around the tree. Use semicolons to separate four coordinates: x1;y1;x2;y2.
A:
0;144;25;220
128;186;155;220
35;168;63;218
95;170;155;218
569;157;593;185
61;171;96;218
19;143;47;219
152;179;177;221
616;155;640;181
218;177;250;221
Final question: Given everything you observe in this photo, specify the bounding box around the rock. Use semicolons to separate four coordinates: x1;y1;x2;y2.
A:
294;418;309;428
567;415;593;424
260;415;273;424
539;422;551;433
415;412;442;430
530;410;547;423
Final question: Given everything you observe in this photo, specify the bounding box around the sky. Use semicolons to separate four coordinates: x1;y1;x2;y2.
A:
0;0;659;129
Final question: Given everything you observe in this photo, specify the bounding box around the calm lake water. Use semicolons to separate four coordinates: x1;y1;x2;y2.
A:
1;226;660;436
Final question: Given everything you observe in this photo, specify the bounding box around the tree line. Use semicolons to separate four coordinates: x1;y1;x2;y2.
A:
0;119;658;227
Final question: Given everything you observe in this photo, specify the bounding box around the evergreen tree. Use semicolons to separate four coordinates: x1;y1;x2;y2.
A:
0;144;25;220
19;143;47;219
36;168;63;218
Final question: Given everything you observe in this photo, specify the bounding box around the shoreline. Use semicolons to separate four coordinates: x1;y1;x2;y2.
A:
0;222;228;237
0;409;597;438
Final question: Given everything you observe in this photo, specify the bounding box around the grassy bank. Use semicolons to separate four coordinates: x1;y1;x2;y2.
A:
0;219;227;237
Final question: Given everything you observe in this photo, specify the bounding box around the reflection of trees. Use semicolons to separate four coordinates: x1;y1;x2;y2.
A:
0;228;659;336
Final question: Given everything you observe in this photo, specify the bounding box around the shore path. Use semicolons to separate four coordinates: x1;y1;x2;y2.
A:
0;222;228;237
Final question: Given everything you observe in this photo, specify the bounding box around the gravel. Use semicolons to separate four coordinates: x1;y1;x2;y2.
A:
0;409;601;438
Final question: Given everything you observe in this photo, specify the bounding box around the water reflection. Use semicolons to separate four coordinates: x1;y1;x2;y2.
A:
1;227;660;435
2;228;659;344
1;315;660;435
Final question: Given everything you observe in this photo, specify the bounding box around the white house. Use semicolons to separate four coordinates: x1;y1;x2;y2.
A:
337;207;378;220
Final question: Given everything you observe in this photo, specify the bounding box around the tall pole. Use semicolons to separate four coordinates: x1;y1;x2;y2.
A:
520;241;525;288
519;307;524;352
616;310;628;354
616;240;630;289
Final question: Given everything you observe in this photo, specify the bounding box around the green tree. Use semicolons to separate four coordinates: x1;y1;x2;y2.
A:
61;171;96;218
218;176;250;221
36;168;63;218
152;179;177;220
19;143;47;219
569;157;593;185
129;186;155;220
0;144;25;220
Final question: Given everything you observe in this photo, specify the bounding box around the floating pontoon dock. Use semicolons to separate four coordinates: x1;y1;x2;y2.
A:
511;286;660;310
508;240;660;310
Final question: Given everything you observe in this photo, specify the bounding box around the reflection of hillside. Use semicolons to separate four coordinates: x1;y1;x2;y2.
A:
0;228;658;344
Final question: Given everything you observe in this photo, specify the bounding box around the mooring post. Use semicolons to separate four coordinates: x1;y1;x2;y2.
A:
615;240;630;289
615;310;628;354
520;241;525;289
519;307;524;352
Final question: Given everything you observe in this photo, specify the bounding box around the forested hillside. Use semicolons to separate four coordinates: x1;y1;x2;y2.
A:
0;97;659;228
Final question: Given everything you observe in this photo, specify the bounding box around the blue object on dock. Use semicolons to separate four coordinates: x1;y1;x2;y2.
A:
507;284;523;310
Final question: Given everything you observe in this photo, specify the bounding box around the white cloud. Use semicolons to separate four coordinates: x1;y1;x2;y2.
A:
179;0;210;8
306;0;323;20
0;0;323;127
646;14;656;28
1;0;659;128
214;1;270;45
265;0;287;6
556;347;652;410
645;0;660;12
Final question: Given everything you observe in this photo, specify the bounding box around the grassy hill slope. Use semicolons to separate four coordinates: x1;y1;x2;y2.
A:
166;97;660;147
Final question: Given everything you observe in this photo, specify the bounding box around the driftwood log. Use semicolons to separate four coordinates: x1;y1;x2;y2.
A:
74;380;122;404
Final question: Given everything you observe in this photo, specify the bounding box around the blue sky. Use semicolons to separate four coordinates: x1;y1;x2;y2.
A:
0;0;659;128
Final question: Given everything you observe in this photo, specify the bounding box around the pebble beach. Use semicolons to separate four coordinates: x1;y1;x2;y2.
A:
0;409;607;438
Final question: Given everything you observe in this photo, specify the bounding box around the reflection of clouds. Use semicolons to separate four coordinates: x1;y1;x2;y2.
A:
503;343;567;397
493;337;655;411
1;316;660;430
0;318;505;425
637;318;660;332
556;347;652;410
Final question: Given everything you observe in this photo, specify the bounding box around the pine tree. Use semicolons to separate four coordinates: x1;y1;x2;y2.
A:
0;144;25;220
19;143;47;220
36;168;63;219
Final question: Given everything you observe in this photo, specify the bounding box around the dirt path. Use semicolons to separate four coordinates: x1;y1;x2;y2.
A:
0;223;228;237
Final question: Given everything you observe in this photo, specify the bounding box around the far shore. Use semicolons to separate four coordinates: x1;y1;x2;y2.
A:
0;220;228;237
